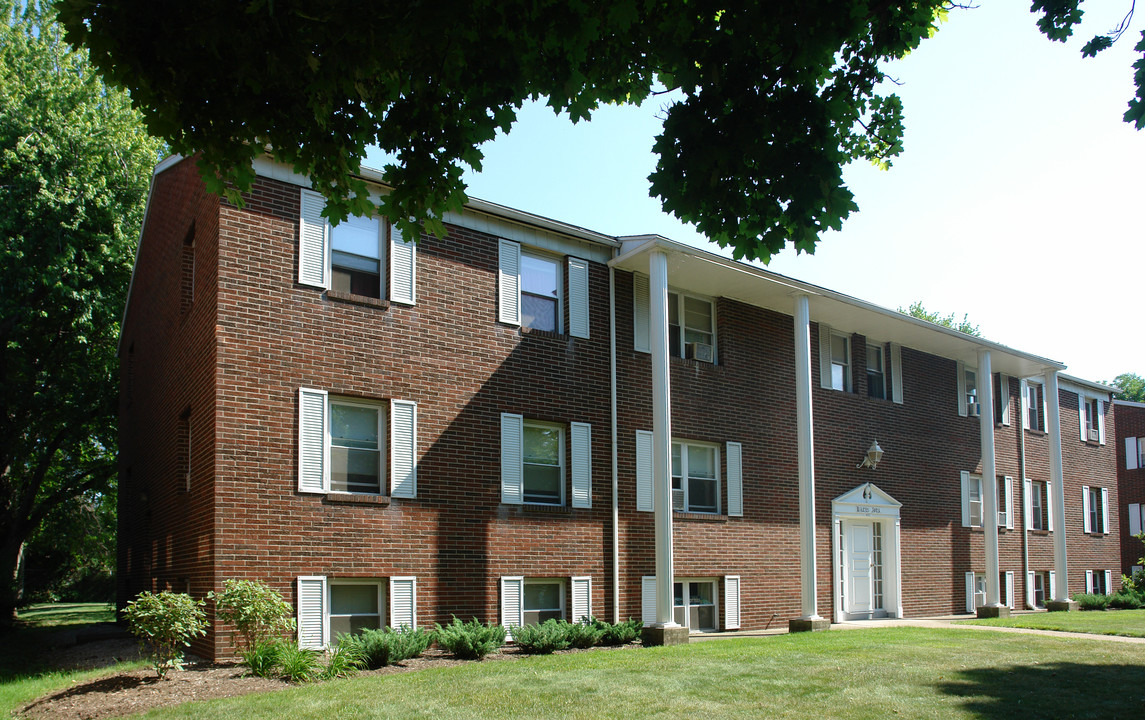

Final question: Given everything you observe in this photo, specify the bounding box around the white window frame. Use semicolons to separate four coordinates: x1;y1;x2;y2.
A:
328;398;387;495
829;332;852;392
327;579;386;643
1032;571;1048;608
968;473;983;528
522;420;566;506
671;440;721;515
1086;570;1112;595
1029;479;1048;531
520;249;563;334
866;343;886;400
1083;485;1108;534
667;290;716;360
1077;393;1106;445
522;578;566;625
1022;379;1047;432
329;213;386;300
673;577;720;632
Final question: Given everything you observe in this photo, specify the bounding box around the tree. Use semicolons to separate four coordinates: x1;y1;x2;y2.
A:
1110;372;1145;402
898;301;981;336
54;2;1144;262
0;1;162;625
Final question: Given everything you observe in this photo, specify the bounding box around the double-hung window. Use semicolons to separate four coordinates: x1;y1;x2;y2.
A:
1029;480;1048;530
967;474;983;527
867;344;886;399
297;576;417;649
1032;572;1048;608
523;580;564;625
1087;570;1111;595
673;580;717;632
501;414;592;508
328;580;384;639
671;441;719;514
668;292;715;359
957;362;978;416
830;333;852;391
298;389;417;498
961;473;1012;529
1128;437;1145;470
520;252;561;332
523;421;564;505
1082;485;1108;534
1022;380;1046;432
499;240;590;338
1077;393;1105;444
330;214;383;299
501;576;592;635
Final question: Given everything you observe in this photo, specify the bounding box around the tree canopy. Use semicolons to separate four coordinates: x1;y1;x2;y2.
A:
0;0;162;622
898;301;980;336
1110;372;1145;402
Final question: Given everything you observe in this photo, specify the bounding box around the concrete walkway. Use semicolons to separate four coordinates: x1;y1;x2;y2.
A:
691;613;1145;645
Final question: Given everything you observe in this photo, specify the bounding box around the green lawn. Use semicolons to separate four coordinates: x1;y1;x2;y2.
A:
1;602;144;717
960;608;1145;638
141;628;1145;720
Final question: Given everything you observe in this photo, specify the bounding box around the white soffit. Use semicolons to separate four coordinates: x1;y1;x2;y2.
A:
610;237;1064;378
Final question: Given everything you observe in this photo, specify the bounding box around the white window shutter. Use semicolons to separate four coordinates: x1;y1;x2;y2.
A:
1026;571;1035;608
298;189;329;288
636;430;653;512
890;343;903;404
1082;485;1091;533
1128;437;1140;470
960;471;971;528
998;374;1010;425
1004;476;1014;530
1130;503;1142;536
570;576;591;623
956;361;967;417
389;577;417;629
1041;387;1049;433
389;224;416;305
819;324;833;390
1020;379;1030;430
724;575;741;630
568;257;590;339
498;239;521;325
1105;570;1113;595
1098;400;1106;444
297;576;327;650
726;442;743;517
390;400;417;498
500;413;524;505
633;272;650;353
1048;570;1055;598
1023;478;1032;530
298;388;328;493
1005;572;1014;609
570;422;592;509
641;576;657;624
965;572;975;613
1085;570;1093;594
1078;393;1087;442
501;576;523;639
1046;481;1054;532
1101;487;1109;533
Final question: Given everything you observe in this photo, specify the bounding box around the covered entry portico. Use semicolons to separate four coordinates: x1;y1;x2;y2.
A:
832;483;903;623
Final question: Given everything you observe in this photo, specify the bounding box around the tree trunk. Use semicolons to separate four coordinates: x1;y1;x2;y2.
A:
0;537;24;628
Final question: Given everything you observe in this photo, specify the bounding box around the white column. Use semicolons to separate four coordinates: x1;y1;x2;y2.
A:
794;295;821;620
977;349;1001;608
1045;370;1069;601
649;250;677;627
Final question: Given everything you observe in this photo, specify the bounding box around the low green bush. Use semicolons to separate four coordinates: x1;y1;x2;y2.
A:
1073;593;1111;611
565;620;605;648
208;579;295;653
592;617;642;645
434;617;505;660
278;643;322;683
339;626;433;669
1108;592;1144;610
241;638;286;678
512;619;571;654
122;591;208;678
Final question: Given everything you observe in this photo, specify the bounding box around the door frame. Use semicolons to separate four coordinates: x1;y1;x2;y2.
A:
831;482;903;623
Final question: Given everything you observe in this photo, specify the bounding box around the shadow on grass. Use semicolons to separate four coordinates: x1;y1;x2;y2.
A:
937;661;1145;717
16;603;116;627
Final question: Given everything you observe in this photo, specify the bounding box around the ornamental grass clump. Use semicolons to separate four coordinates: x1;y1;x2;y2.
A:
277;643;322;683
434;616;506;660
122;591;207;678
339;626;433;669
512;619;571;654
241;638;286;678
319;643;364;680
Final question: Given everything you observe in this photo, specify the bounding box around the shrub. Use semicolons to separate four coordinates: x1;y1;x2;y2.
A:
592;617;642;646
434;616;506;660
242;638;286;678
512;619;571;654
340;626;433;669
566;620;605;649
122;590;208;678
1108;592;1144;610
1073;593;1111;611
320;643;364;680
208;579;295;652
278;643;322;683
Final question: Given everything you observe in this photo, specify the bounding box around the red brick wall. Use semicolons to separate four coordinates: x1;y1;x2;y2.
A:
1115;402;1145;574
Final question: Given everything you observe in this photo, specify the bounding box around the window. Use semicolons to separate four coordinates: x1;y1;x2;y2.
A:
1032;571;1048;608
673;579;717;632
671;441;719;514
965;368;978;411
1029;480;1047;531
1084;398;1099;438
968;474;983;527
668;291;715;359
1023;380;1045;431
298;389;418;498
830;333;851;391
1088;570;1110;595
967;572;1013;611
329;580;384;639
1078;394;1105;444
523;421;564;505
330;214;383;299
1083;485;1108;534
520;252;561;332
523;580;564;625
867;344;886;399
1129;502;1145;537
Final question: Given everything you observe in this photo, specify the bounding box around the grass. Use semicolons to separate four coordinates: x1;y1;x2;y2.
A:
1;602;145;717
960;608;1145;638
141;627;1145;719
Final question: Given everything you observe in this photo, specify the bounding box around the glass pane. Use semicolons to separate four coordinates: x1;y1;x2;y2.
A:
521;254;558;297
668;325;682;357
331;250;380;274
331;447;380;492
330;616;353;641
832;364;845;389
522;294;557;331
331;584;378;615
868;372;885;399
524;425;560;464
689;582;714;605
350;615;381;634
523;464;561;503
689;478;717;513
965;370;977;399
831;335;848;364
693;605;715;631
331;405;378;449
330;215;380;258
674;606;686;626
668;293;679;325
673;582;683;606
688;445;715;479
524;583;561;611
683;328;712;346
671;444;681;478
866;346;882;372
683;296;712;333
524;609;563;625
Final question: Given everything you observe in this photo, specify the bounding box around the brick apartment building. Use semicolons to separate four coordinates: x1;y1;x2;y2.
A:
118;155;1122;658
1116;400;1145;575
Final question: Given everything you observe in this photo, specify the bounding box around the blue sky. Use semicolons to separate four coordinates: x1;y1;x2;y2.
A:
366;2;1143;384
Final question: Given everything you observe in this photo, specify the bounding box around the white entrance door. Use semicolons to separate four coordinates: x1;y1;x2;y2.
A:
848;521;874;616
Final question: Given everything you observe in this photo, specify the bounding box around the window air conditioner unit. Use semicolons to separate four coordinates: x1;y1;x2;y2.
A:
1087;428;1099;443
686;342;714;363
967;402;980;417
672;488;686;512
